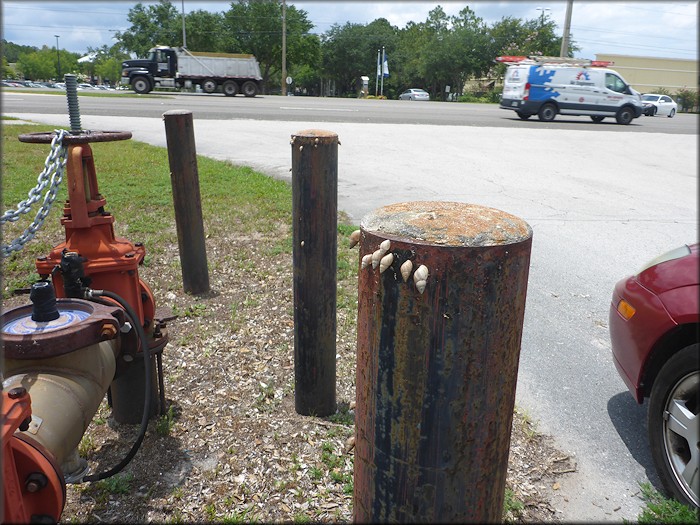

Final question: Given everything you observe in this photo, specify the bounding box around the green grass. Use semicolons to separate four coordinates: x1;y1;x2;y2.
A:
503;488;525;522
632;483;698;524
1;124;294;293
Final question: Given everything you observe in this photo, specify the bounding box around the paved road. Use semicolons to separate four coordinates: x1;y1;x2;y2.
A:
2;89;697;133
3;92;698;521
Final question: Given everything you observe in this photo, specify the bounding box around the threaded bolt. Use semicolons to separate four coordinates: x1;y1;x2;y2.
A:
64;74;82;133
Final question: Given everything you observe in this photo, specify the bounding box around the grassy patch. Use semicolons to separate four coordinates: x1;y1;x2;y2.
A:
633;482;698;524
1;124;293;299
503;487;525;522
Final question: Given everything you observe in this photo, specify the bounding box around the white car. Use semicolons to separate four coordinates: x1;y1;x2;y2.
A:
641;94;677;117
398;88;429;101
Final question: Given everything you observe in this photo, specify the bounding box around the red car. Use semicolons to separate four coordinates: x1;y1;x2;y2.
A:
610;243;699;508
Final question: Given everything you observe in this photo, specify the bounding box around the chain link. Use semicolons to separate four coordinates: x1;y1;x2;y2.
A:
1;129;69;258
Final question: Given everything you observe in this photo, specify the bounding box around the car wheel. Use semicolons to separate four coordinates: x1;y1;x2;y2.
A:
648;343;699;508
590;116;605;123
537;103;557;122
615;107;634;125
652;106;657;117
669;109;676;118
202;79;217;94
516;111;531;120
223;80;238;97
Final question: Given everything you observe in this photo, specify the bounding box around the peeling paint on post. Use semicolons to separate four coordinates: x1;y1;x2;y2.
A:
354;201;533;523
291;130;338;417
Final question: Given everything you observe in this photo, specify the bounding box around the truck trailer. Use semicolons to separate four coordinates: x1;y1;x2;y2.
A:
121;46;263;97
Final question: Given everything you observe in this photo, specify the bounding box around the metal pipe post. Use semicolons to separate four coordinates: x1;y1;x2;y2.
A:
354;201;533;523
291;129;338;416
162;110;210;295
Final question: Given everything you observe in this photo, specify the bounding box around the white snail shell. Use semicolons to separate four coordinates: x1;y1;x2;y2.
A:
361;254;372;269
379;253;394;273
371;249;383;269
400;260;413;282
413;265;429;294
349;229;361;249
379;239;391;255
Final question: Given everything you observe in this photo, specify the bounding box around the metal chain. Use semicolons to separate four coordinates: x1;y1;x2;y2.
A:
1;129;69;258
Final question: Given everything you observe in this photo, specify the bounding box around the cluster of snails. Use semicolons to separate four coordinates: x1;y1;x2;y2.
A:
349;230;430;294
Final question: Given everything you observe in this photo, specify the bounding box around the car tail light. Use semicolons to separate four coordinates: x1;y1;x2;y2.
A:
523;82;530;101
616;299;636;320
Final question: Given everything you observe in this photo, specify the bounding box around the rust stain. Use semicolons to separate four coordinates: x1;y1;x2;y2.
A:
361;201;532;247
354;206;533;522
291;129;338;144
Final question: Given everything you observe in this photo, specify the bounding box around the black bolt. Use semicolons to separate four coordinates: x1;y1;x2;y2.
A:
25;472;48;493
19;416;32;432
8;387;27;399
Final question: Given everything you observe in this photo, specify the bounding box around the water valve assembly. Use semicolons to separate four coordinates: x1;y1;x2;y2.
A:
2;75;169;523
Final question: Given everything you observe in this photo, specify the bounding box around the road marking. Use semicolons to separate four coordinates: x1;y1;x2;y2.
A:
280;106;357;112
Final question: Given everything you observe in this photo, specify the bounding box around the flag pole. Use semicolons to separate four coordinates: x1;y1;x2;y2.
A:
380;46;385;97
375;49;380;96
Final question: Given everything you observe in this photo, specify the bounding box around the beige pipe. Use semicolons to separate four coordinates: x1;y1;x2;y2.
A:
3;339;117;467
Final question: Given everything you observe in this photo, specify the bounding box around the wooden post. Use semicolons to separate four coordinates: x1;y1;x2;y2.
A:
162;110;210;295
291;129;338;417
354;201;533;523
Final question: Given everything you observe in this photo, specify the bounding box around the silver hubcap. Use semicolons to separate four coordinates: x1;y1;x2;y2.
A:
663;371;699;507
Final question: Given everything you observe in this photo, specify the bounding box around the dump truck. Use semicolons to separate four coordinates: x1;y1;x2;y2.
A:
121;46;263;97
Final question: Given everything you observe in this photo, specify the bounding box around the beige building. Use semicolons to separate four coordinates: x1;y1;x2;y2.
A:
595;54;698;95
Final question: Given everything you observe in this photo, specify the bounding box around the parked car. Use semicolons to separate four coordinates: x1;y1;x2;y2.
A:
609;243;699;508
398;88;430;101
641;94;677;117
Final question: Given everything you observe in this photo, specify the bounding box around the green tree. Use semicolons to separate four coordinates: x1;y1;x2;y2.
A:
322;23;370;95
289;34;321;95
674;87;698;112
87;44;129;85
17;49;55;80
17;47;78;80
184;9;226;52
222;0;314;93
321;19;398;97
1;40;38;63
116;0;181;57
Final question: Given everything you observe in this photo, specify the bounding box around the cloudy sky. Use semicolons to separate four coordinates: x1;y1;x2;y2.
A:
2;1;697;61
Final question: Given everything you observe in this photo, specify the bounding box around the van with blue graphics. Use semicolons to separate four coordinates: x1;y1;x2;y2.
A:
498;56;643;125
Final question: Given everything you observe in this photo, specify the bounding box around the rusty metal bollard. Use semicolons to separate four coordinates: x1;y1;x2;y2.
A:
354;201;533;523
162;110;210;295
291;130;338;417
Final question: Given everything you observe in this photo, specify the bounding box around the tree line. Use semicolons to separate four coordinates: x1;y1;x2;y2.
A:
3;0;572;99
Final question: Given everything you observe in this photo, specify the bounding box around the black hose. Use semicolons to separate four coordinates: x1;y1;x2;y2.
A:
82;289;153;482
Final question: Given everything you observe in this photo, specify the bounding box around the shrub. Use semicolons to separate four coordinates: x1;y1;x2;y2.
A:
674;87;699;113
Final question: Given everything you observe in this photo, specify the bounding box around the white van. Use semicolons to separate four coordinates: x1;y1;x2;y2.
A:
498;56;643;125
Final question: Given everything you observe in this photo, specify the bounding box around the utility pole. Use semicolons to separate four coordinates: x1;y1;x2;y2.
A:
282;0;287;96
536;6;551;27
54;35;61;79
560;0;573;57
181;0;187;48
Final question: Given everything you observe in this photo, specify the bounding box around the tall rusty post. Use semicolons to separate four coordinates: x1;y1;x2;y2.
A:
162;110;210;295
354;201;533;523
291;130;338;417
